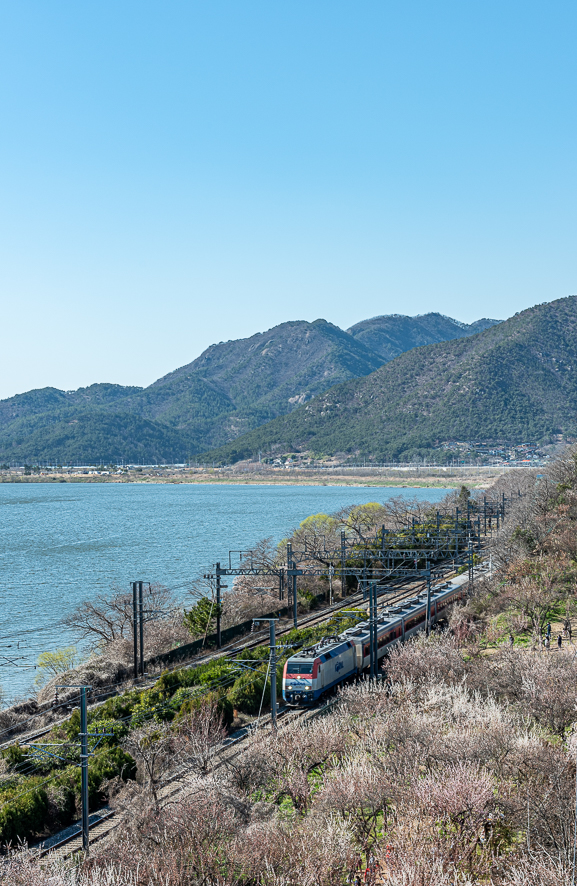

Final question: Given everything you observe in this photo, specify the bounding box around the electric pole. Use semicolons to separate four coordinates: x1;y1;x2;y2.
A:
80;686;89;852
132;580;145;678
286;543;301;629
132;582;138;679
425;565;432;637
139;581;144;677
251;618;278;729
367;582;379;681
270;620;277;729
216;562;222;648
37;684;111;855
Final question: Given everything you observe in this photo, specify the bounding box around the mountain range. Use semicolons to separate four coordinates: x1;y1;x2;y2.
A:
206;296;577;464
0;312;498;464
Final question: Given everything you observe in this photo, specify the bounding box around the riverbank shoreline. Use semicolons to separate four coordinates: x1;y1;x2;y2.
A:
0;465;527;489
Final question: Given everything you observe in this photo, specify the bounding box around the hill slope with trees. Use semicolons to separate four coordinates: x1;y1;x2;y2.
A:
205;296;577;463
0;312;497;464
347;312;499;361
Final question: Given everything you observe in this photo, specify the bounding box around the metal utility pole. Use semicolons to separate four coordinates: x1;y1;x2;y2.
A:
286;542;293;625
340;530;346;596
269;620;277;729
455;508;459;558
216;562;222;649
131;581;145;678
138;581;144;677
328;564;335;605
80;686;90;852
41;683;112;856
291;564;298;628
367;582;379;681
425;566;432;637
251;618;278;729
132;582;138;679
286;543;300;629
368;581;374;679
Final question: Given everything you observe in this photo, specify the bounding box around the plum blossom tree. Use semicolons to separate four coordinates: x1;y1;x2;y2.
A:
314;756;393;853
174;696;227;774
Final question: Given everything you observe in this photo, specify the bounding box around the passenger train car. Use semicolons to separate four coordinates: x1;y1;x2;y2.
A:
282;572;468;706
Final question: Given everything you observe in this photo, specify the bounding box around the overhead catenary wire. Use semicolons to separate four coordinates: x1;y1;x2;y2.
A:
0;496;504;848
0;577;481;827
1;651;291;800
0;574;434;745
1;596;338;747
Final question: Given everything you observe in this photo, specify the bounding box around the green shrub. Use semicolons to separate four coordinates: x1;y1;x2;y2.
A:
88;691;141;725
86;747;136;808
227;670;269;715
130;690;163;728
46;779;76;827
177;690;234;730
1;743;26;772
0;778;49;845
0;745;136;845
89;717;130;745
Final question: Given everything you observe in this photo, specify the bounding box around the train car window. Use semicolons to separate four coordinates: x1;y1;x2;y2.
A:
288;662;313;674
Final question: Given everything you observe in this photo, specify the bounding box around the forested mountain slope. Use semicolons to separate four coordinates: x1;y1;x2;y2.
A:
205;296;577;463
120;319;384;445
347;313;499;361
0;312;500;463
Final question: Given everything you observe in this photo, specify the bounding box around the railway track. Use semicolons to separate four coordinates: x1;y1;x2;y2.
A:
18;560;481;861
34;564;476;860
39;701;326;860
0;562;458;752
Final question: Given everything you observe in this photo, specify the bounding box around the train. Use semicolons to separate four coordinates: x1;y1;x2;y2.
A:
282;571;469;706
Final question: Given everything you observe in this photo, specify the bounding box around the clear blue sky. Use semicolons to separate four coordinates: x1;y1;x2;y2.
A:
1;1;576;399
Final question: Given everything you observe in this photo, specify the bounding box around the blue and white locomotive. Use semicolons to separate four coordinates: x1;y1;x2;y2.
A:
282;573;467;706
282;639;357;705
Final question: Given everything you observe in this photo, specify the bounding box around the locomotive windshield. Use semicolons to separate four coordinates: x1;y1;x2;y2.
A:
288;662;313;674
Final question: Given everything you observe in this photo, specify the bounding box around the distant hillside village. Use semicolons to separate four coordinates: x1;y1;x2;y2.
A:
438;440;555;466
0;438;557;475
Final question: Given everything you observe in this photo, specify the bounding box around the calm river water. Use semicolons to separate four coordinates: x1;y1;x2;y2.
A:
0;482;449;700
